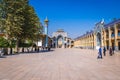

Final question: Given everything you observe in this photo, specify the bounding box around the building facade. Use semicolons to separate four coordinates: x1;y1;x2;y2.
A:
52;29;74;48
74;19;120;51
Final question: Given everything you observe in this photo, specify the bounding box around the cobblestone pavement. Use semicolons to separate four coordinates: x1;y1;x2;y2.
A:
0;48;120;80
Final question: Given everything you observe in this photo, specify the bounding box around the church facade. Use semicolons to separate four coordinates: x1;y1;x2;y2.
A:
52;29;74;48
74;19;120;51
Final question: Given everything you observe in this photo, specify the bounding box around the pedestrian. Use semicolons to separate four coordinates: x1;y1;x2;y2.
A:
103;47;106;56
97;46;102;59
112;46;115;54
109;47;112;56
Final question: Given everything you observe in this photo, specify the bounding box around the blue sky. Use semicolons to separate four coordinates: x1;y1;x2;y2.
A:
29;0;120;38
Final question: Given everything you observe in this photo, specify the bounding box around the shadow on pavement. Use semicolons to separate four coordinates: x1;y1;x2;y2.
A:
20;49;54;54
39;50;54;53
0;56;6;58
0;49;55;58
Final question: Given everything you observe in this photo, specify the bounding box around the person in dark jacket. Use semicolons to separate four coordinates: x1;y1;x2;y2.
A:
109;47;112;56
103;47;106;56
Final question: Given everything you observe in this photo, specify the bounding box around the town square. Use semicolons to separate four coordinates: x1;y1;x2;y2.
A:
0;48;120;80
0;0;120;80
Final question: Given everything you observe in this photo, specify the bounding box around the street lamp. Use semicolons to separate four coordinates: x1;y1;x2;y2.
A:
44;17;49;48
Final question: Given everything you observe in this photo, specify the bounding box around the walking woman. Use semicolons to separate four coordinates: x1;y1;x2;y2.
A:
97;46;102;59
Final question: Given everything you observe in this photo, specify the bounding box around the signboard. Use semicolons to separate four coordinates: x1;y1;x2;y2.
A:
96;46;100;50
38;40;42;46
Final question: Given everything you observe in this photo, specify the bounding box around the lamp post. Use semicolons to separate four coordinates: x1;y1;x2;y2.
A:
44;17;49;48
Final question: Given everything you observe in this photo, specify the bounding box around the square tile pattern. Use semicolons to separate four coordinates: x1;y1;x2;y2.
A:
0;48;120;80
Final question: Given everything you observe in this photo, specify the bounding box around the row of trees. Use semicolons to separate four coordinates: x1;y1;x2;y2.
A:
0;0;42;54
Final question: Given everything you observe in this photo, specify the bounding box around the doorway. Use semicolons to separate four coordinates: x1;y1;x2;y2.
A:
57;35;63;48
97;33;101;46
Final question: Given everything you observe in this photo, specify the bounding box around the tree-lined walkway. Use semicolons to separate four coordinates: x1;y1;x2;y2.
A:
0;48;120;80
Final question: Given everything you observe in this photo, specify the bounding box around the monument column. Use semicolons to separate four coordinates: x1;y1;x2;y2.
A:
44;17;49;48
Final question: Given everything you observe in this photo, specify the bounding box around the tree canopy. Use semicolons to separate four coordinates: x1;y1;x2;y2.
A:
0;0;42;48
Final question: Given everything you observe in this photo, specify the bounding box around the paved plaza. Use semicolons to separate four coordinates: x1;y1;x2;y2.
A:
0;48;120;80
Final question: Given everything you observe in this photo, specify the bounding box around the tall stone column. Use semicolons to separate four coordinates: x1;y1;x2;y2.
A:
84;37;86;48
79;39;81;47
92;35;94;49
83;38;85;48
93;33;96;49
103;29;107;48
55;37;58;48
89;35;91;49
90;35;92;49
85;37;86;48
87;36;89;49
62;37;65;48
101;30;104;47
114;24;118;50
89;35;90;49
108;27;112;48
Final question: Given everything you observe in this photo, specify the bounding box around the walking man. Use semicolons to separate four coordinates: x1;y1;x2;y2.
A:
97;46;102;59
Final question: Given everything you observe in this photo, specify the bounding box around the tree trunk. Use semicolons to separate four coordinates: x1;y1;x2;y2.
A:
31;47;33;52
9;40;13;55
27;48;29;53
22;47;24;53
10;47;12;55
3;48;8;55
16;39;19;53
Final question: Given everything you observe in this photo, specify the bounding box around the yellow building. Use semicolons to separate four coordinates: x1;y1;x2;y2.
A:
74;19;120;51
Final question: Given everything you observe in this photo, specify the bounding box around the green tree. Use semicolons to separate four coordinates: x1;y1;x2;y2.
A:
0;0;42;53
21;5;41;41
0;0;27;54
18;2;42;52
0;37;9;55
0;37;9;48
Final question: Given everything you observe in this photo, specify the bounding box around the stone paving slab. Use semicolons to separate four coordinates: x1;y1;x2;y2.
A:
0;48;120;80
